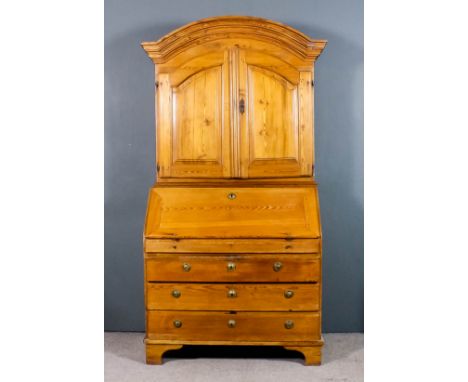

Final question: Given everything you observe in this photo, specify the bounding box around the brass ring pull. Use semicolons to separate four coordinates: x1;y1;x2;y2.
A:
273;261;283;272
228;319;236;328
171;290;181;298
173;320;182;328
227;289;237;298
182;263;191;272
284;290;294;299
227;262;236;271
284;320;294;329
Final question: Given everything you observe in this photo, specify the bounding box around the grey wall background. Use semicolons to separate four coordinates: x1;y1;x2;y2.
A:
105;0;363;332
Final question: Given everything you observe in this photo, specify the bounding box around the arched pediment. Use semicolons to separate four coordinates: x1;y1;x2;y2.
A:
142;16;326;64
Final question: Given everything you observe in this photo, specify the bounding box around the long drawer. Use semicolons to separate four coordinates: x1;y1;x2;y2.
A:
145;238;321;253
146;254;320;282
147;311;321;341
146;283;320;311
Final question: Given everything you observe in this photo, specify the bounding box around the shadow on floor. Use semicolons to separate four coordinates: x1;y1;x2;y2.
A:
165;345;303;364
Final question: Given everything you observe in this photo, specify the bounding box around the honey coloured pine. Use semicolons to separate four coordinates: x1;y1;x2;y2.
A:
142;16;326;365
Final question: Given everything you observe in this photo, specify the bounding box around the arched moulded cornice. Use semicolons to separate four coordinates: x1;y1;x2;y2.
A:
141;16;327;64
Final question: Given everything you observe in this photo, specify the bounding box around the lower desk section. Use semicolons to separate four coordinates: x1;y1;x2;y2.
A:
147;311;321;342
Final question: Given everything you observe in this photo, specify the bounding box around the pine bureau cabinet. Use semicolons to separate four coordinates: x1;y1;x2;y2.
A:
142;16;326;365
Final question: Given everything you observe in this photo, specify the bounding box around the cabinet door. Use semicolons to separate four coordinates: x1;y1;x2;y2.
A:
156;52;231;178
238;50;314;178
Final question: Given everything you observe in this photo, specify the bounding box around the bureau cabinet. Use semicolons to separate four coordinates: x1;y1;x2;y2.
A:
142;16;326;365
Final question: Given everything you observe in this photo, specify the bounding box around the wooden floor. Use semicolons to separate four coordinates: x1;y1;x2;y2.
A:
105;332;363;382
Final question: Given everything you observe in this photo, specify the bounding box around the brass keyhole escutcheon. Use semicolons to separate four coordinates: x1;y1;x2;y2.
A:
227;289;237;298
273;261;283;272
227;192;236;200
239;99;245;114
284;320;294;329
173;320;182;328
182;263;191;272
228;319;236;328
227;262;236;271
172;290;181;298
284;290;294;299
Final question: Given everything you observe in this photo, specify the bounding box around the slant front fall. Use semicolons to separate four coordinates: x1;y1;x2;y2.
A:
141;15;326;365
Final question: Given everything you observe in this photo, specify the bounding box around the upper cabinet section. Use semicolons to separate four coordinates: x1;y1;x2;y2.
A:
142;16;326;180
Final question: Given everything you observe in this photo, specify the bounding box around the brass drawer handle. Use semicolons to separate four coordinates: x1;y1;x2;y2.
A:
228;319;236;328
227;192;237;200
227;289;237;298
284;320;294;329
171;290;181;298
182;263;191;272
273;261;283;272
284;290;294;299
173;320;182;328
227;262;236;271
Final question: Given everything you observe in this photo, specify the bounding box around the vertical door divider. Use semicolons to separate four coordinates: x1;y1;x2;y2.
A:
229;47;241;178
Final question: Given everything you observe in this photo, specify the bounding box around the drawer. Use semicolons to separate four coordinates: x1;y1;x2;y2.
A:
144;238;321;253
146;283;320;311
147;311;321;342
146;254;320;282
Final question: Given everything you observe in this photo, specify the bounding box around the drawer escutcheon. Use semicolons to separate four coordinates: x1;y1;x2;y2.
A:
284;320;294;329
182;263;191;272
227;262;236;271
273;261;283;272
284;290;294;299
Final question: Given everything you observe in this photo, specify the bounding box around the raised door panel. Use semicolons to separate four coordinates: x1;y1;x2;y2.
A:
157;52;231;178
239;50;314;178
173;67;222;163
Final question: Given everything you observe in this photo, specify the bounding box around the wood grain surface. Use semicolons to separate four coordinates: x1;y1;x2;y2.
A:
146;283;320;311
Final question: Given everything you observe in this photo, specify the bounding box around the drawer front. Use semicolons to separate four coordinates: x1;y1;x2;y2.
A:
147;283;319;311
147;311;321;341
145;238;321;254
146;254;320;282
144;187;321;239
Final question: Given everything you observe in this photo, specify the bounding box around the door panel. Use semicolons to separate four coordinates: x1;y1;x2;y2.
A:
173;67;222;162
248;66;298;160
239;50;313;178
156;52;231;178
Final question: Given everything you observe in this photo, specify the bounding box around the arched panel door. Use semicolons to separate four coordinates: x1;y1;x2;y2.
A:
238;49;314;178
156;51;231;178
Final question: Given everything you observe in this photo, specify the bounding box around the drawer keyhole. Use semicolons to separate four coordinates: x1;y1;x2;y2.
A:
182;263;191;272
273;261;283;272
284;290;294;299
227;192;236;200
227;262;236;271
284;320;294;329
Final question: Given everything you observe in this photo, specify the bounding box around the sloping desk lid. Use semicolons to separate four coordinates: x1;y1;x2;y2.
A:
144;187;321;239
